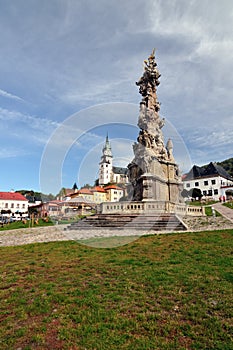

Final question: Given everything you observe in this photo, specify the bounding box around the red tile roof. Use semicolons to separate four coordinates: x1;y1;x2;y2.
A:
91;186;106;193
104;185;122;190
64;188;74;195
78;188;93;195
0;192;28;201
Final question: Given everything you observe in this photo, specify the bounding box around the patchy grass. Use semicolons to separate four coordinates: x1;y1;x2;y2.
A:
0;218;53;231
205;206;221;217
57;215;87;225
223;201;233;209
0;230;232;349
187;200;218;207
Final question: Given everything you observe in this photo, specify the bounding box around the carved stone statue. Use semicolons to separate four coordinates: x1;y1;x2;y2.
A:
127;49;183;202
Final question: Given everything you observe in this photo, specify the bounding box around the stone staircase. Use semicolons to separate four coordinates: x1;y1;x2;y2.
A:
65;213;187;231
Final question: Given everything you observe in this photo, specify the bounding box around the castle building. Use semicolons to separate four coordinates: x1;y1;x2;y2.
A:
99;135;128;186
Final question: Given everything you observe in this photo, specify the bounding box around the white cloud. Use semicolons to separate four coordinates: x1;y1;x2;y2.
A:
0;107;60;148
0;107;59;131
0;1;232;190
0;147;30;159
0;88;24;102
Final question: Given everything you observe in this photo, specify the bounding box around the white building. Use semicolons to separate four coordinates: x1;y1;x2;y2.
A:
104;184;124;202
183;162;233;200
99;135;128;186
0;192;28;217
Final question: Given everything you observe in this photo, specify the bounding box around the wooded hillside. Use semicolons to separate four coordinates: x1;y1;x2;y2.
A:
217;158;233;177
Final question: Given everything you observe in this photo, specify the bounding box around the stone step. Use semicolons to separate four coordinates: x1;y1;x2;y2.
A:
65;214;187;231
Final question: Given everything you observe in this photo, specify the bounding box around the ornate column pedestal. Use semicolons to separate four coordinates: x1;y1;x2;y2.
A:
141;174;154;201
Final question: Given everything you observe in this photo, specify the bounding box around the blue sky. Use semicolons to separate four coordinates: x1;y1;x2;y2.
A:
0;0;233;194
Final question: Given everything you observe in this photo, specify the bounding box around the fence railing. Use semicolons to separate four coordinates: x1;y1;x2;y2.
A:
99;201;205;216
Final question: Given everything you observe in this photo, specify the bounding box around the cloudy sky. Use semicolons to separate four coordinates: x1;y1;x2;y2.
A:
0;0;232;194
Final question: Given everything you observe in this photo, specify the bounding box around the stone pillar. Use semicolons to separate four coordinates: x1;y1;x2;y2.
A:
141;175;154;201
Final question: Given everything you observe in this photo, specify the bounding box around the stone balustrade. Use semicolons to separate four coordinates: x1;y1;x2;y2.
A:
99;201;205;216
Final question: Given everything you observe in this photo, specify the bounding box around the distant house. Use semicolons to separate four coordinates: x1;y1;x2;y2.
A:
0;191;28;216
61;196;95;215
183;162;233;200
41;200;62;217
32;200;62;217
112;166;128;184
104;184;124;202
77;188;94;202
90;186;107;204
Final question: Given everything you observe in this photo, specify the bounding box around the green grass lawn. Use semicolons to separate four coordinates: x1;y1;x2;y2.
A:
0;218;54;231
204;206;221;217
223;201;233;209
186;200;218;207
0;230;232;349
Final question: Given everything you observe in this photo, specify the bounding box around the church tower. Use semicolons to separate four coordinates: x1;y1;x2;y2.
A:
99;135;113;185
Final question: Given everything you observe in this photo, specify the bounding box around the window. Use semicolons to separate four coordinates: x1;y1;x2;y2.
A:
17;203;20;208
211;179;216;185
204;180;208;186
214;189;218;195
195;182;199;187
11;203;14;208
5;203;8;208
22;204;25;209
203;190;207;196
208;189;212;196
186;183;190;188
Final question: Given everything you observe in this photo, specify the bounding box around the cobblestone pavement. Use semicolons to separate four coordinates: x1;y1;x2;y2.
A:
0;210;233;247
213;202;233;222
0;225;68;247
182;214;233;231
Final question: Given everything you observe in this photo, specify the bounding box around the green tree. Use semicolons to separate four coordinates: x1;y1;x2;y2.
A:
56;188;66;199
190;188;202;200
81;183;92;189
72;182;78;190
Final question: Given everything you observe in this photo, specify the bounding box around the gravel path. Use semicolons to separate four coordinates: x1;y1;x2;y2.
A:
0;211;233;247
0;225;68;247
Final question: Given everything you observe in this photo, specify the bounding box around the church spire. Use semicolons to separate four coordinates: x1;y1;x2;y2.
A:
102;133;112;157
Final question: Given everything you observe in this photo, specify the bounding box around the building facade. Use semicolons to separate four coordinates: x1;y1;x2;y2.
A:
183;162;233;200
0;192;28;217
104;185;124;202
90;186;107;204
77;188;94;202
